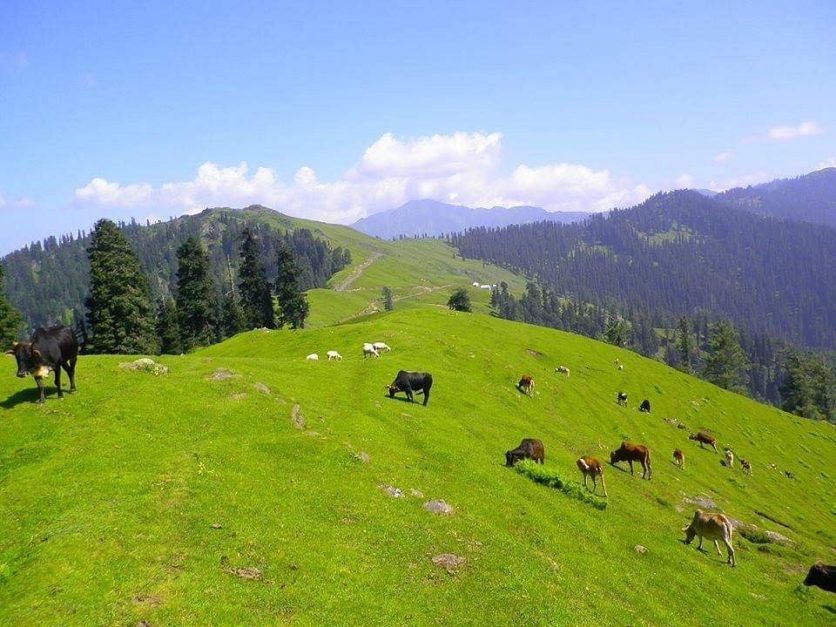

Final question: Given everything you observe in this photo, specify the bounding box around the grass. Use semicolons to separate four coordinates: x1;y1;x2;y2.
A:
514;459;607;510
1;307;834;625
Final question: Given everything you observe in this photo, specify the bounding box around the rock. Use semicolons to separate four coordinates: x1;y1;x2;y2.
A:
228;566;262;580
291;404;306;430
432;553;466;573
254;382;271;395
634;545;648;555
230;393;247;401
764;530;793;545
424;499;454;515
209;368;237;381
354;451;371;464
380;484;403;498
682;495;718;510
210;523;223;530
409;488;424;498
119;358;169;375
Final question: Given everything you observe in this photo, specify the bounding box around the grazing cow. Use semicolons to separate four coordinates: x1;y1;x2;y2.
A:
517;375;535;396
673;448;685;468
326;350;342;361
639;399;651;413
740;459;752;475
613;358;621;368
610;441;652;479
363;343;380;359
7;326;78;404
372;342;391;352
386;370;432;406
555;365;570;377
724;449;734;469
577;456;608;497
616;391;628;406
689;431;718;452
505;438;545;466
803;562;836;593
682;510;736;567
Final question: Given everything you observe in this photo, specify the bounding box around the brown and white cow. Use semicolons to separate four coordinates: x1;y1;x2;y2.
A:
740;459;752;475
682;510;736;567
517;375;535;396
673;448;685;468
577;456;608;497
610;441;652;479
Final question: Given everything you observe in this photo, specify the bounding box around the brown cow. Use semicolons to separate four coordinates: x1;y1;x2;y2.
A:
740;459;752;475
673;448;685;468
682;510;736;567
689;431;718;452
517;375;535;396
505;438;544;466
610;441;652;479
577;456;608;497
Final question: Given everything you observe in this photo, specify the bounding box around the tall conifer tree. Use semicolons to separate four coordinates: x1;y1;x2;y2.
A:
85;219;158;353
704;320;748;392
0;265;22;346
156;298;182;354
175;237;218;350
274;244;308;329
237;228;275;329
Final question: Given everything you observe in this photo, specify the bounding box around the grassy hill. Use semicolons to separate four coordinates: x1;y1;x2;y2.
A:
1;308;834;625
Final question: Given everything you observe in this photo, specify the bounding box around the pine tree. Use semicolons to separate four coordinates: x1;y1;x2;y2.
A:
0;265;22;346
447;288;472;312
274;244;309;329
604;318;632;347
175;237;218;349
238;228;275;329
85;219;158;354
382;287;394;311
156;298;182;355
704;320;749;392
676;316;696;372
221;291;246;338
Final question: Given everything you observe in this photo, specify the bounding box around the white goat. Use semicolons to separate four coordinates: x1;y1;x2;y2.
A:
326;351;342;361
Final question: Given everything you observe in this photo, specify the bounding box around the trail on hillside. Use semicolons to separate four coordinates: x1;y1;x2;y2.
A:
333;252;383;292
337;284;452;323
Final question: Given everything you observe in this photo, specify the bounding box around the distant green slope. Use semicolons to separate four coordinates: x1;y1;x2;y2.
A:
1;308;833;625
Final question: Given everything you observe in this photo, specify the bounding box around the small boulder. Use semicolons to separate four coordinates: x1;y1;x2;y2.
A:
209;368;237;381
254;382;271;395
432;553;466;573
409;488;424;498
380;484;403;498
424;500;454;515
634;545;648;555
291;404;306;430
119;358;169;375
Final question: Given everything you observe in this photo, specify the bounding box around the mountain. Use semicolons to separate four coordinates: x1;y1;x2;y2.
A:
451;189;836;350
352;199;591;239
0;307;833;624
716;167;836;228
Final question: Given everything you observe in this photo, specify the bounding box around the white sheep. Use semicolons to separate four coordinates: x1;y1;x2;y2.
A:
372;342;391;352
362;343;380;359
555;365;570;377
305;353;319;361
327;351;342;361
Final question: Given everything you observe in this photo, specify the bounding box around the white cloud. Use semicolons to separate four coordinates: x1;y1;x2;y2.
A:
818;156;836;170
0;193;36;210
675;173;694;188
714;151;733;163
767;121;823;141
72;132;652;223
708;171;770;192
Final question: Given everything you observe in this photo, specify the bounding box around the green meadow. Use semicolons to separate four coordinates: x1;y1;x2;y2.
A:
1;305;834;625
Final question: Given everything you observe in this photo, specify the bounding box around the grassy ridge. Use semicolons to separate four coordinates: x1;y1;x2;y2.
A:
1;308;834;625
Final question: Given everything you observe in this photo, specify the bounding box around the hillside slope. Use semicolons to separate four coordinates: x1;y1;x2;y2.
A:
0;308;833;625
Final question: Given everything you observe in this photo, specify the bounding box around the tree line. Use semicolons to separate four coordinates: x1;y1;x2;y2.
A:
81;220;311;354
489;281;835;421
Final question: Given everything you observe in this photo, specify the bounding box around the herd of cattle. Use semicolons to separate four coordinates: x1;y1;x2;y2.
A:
5;325;835;592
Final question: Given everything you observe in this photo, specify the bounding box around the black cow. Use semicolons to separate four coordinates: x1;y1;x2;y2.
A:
617;391;628;406
386;370;432;406
804;562;836;593
639;399;651;413
7;326;78;404
505;438;544;466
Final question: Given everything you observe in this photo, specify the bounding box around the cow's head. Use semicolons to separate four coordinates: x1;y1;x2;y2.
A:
681;511;702;544
6;342;42;378
386;384;398;398
505;451;515;467
609;449;620;465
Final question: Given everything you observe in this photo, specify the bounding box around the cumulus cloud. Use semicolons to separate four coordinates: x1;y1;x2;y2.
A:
767;121;823;141
818;156;836;170
675;173;694;188
73;132;652;223
714;151;733;163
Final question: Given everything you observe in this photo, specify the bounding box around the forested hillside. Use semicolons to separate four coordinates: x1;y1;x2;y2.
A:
717;167;836;228
1;206;350;330
451;190;836;350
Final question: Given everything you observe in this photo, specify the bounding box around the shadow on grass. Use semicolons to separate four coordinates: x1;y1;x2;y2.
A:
1;386;43;409
384;393;427;405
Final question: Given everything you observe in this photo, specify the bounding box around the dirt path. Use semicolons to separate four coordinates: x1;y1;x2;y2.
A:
333;252;383;292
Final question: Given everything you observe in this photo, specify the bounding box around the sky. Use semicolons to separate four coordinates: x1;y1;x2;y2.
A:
1;0;834;254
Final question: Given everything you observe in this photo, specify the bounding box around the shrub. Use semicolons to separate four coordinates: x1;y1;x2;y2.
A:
515;459;607;510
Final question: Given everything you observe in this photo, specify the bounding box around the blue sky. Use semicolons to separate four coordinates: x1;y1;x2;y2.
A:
1;0;834;254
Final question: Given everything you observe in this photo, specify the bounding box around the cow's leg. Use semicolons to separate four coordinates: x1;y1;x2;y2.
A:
422;385;429;406
34;376;45;404
714;540;722;556
600;474;608;497
582;474;588;489
64;358;77;392
628;460;634;475
54;365;63;399
405;386;413;403
697;536;704;551
724;540;735;566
